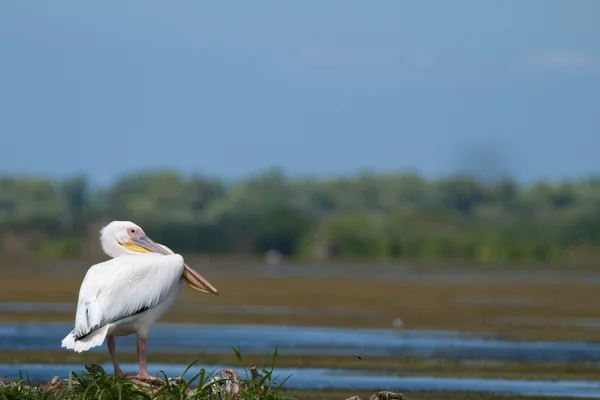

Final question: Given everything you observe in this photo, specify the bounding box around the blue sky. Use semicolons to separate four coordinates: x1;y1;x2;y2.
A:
1;1;599;184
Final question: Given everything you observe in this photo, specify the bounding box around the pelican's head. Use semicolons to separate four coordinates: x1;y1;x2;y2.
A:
100;221;154;257
100;220;219;296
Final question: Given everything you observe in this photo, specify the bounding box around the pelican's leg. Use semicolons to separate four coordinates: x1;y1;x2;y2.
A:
129;335;157;381
107;335;135;378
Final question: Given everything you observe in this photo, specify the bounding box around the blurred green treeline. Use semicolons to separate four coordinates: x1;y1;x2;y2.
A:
1;169;600;266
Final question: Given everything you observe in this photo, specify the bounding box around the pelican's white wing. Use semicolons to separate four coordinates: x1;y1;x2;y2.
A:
71;252;184;340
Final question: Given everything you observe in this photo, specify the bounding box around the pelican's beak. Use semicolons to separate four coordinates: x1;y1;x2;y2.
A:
120;235;165;254
182;265;219;295
120;235;219;296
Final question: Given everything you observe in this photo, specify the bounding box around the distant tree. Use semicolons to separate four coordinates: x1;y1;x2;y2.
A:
59;176;89;230
3;168;600;266
436;175;486;215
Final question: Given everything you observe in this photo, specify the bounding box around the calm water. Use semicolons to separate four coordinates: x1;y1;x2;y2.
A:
4;294;600;397
3;322;600;362
4;321;600;397
2;363;600;397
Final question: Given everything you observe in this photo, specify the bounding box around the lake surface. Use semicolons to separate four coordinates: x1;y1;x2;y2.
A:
4;322;600;362
4;319;600;397
4;294;600;398
2;362;600;398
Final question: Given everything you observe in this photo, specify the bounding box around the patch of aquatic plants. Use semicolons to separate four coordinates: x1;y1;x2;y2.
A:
0;348;296;400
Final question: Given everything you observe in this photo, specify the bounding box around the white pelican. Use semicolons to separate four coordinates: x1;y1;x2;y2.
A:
61;221;219;380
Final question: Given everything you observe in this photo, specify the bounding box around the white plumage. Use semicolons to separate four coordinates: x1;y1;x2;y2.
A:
61;221;218;380
61;252;184;352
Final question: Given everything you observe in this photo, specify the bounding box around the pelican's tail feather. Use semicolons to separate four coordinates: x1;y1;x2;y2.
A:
61;326;109;353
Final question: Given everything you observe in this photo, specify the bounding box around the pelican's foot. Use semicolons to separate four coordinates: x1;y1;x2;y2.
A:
124;373;159;382
116;371;138;379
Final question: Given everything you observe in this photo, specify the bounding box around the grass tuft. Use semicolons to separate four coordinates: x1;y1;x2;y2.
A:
0;348;297;400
